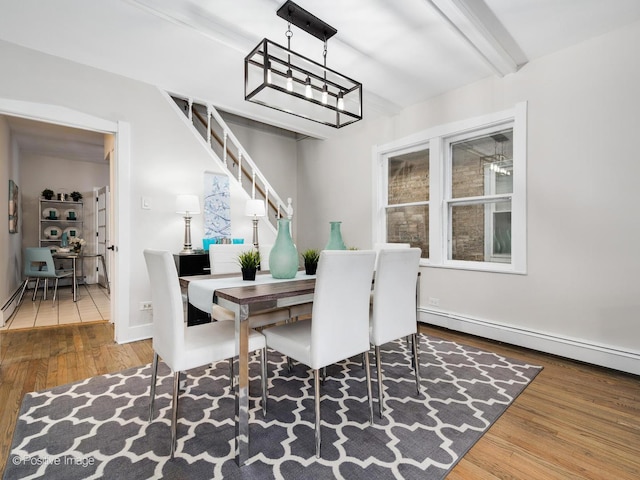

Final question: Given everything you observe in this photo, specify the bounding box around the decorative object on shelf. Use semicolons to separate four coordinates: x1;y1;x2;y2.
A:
244;0;362;129
269;218;299;279
41;188;54;200
176;194;201;254
70;191;83;202
325;221;346;250
301;248;320;275
42;207;60;220
9;179;19;234
63;226;79;239
61;232;69;248
70;237;86;253
238;249;260;281
245;198;265;251
64;209;78;220
44;226;61;240
57;193;68;201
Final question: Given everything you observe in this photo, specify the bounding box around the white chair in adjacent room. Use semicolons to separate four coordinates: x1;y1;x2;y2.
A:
263;250;376;457
143;249;268;457
369;247;422;417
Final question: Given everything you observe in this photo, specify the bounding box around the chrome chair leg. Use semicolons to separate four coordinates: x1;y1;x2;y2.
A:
52;278;59;304
17;279;29;306
375;345;384;418
43;278;48;301
229;357;234;388
261;347;267;417
314;369;321;458
412;333;421;395
148;352;159;422
365;349;373;424
32;278;40;301
170;371;180;458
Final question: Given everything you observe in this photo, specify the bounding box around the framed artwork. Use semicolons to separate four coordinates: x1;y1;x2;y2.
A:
8;179;18;234
203;172;231;239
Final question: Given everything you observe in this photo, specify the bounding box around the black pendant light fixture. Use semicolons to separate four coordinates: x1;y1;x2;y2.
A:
244;0;362;128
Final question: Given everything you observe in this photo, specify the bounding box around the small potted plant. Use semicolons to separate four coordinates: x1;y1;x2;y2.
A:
70;191;83;202
41;188;55;200
301;248;320;275
238;249;260;281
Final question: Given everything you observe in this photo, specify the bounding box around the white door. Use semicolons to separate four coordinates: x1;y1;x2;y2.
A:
96;186;110;290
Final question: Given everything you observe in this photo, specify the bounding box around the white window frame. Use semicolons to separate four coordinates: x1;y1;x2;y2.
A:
373;102;527;274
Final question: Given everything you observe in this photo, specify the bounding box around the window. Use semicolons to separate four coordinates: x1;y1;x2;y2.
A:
374;103;526;273
385;149;429;257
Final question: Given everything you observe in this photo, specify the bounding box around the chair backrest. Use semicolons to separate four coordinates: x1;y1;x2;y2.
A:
24;247;57;278
143;249;185;368
208;244;246;274
310;250;376;369
370;248;421;346
373;242;410;268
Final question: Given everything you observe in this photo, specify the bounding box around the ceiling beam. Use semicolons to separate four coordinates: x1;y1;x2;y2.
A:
428;0;527;77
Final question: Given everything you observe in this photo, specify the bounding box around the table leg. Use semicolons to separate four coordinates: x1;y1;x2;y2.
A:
72;256;77;302
235;303;250;466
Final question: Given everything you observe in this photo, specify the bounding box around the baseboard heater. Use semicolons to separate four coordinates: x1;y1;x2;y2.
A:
1;283;24;327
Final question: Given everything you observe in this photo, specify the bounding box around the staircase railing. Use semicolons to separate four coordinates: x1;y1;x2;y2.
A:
170;95;292;229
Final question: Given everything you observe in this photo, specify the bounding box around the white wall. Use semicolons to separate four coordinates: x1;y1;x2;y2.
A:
0;114;22;305
0;39;284;338
297;21;640;373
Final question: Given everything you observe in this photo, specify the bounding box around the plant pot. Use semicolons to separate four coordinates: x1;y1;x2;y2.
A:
241;267;257;281
304;262;317;275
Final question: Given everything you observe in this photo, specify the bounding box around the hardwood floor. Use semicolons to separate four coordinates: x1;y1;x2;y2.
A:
0;322;638;478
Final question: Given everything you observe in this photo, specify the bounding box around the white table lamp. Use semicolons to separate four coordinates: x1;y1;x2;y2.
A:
245;199;265;250
176;194;201;253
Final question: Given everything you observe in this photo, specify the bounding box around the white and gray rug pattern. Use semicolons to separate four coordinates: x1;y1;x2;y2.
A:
4;335;542;480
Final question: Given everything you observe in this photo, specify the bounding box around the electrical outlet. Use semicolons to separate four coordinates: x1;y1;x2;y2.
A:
140;301;152;311
428;297;440;307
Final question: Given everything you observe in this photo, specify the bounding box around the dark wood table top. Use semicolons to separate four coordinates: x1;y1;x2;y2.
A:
214;277;316;306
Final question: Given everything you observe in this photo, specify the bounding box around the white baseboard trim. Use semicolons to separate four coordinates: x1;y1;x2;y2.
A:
419;308;640;376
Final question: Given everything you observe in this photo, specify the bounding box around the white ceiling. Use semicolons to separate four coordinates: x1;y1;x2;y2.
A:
1;0;640;143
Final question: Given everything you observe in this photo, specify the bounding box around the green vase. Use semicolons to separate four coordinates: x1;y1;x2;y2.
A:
325;221;346;250
269;218;299;278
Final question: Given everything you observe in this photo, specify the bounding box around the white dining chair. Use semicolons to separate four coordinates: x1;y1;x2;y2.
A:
369;247;422;417
208;244;292;329
143;249;268;457
263;250;376;457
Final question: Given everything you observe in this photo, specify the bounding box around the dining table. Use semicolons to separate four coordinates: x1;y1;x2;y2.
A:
183;272;316;466
53;251;110;301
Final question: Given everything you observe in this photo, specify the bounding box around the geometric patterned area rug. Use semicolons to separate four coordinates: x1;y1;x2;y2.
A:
4;334;541;480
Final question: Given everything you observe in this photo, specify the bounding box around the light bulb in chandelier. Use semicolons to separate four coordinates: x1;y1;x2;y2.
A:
265;59;272;84
337;91;345;111
321;84;328;105
286;69;293;92
305;76;313;99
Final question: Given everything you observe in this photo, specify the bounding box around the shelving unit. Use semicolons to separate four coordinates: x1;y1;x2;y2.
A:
39;198;84;285
39;198;84;247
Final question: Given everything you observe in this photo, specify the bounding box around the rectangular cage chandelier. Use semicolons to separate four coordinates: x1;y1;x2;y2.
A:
244;0;362;129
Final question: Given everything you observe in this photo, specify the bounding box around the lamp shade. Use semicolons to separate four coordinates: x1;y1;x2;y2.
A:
175;194;200;215
245;199;265;217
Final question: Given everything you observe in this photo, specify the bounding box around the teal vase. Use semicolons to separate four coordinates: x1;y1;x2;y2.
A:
269;218;299;279
325;221;346;250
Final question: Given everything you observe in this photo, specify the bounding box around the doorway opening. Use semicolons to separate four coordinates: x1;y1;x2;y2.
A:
0;98;132;344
